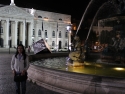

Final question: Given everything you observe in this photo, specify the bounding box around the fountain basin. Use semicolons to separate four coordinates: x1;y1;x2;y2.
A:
27;54;125;94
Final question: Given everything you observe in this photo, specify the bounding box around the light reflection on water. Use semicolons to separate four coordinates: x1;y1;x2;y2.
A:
31;57;125;78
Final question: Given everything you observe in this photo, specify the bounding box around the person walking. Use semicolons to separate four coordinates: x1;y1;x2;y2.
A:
11;44;29;94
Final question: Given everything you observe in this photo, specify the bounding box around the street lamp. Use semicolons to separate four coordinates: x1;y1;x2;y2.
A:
66;24;72;52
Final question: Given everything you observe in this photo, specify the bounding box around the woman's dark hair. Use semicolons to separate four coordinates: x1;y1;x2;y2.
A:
15;44;26;60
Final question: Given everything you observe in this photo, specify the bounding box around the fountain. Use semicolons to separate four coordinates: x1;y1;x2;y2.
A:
27;0;125;94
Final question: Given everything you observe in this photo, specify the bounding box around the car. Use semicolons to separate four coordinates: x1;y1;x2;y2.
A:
59;48;68;52
50;48;56;52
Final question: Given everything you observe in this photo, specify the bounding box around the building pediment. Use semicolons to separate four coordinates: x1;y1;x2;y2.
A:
0;5;34;19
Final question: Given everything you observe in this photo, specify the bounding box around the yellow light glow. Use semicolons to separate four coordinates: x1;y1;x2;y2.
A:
73;26;77;30
71;66;84;73
44;18;49;21
73;62;84;67
95;64;102;67
113;67;125;71
84;63;91;65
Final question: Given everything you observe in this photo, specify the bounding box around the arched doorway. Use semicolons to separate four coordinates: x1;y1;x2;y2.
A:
58;41;62;49
0;38;4;47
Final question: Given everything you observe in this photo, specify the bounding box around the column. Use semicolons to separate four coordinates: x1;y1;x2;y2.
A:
22;21;25;46
28;22;33;46
5;19;9;48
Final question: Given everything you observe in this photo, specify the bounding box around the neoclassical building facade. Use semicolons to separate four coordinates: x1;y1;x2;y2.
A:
0;1;71;51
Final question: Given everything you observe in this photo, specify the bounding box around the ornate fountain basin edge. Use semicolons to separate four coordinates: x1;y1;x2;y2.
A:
27;64;125;94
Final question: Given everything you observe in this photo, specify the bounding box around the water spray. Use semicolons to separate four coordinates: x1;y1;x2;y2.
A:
75;0;93;36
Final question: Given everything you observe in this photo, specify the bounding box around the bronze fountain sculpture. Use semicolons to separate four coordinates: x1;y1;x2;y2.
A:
67;35;85;67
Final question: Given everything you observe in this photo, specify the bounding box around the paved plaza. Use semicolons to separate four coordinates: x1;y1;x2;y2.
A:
0;52;60;94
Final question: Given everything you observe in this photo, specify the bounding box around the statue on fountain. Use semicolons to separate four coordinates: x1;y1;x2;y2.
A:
101;30;125;63
67;35;85;67
117;0;125;14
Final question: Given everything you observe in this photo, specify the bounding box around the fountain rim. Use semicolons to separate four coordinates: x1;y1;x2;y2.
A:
30;63;125;79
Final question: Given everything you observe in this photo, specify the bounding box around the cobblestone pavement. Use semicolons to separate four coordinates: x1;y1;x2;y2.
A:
0;53;60;94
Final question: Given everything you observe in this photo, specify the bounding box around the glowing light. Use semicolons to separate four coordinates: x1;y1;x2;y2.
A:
113;67;125;71
71;66;85;73
84;62;92;65
66;25;72;31
95;64;102;67
73;62;84;67
69;30;71;33
44;17;49;21
44;19;49;21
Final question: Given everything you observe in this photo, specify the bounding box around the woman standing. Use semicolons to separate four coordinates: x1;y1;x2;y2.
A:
11;44;29;94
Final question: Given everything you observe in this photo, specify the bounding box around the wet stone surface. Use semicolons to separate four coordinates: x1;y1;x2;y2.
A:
0;53;60;94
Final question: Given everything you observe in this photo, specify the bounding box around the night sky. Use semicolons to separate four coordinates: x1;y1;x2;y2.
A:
0;0;91;20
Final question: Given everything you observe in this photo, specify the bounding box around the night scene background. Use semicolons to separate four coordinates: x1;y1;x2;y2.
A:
0;0;123;42
0;0;92;40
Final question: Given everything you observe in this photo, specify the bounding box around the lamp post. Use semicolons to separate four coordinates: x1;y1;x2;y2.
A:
66;24;72;52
